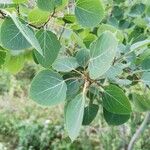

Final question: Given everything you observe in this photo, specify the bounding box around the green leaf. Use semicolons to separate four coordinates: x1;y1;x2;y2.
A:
105;63;128;80
141;72;150;86
141;58;150;71
63;14;76;24
0;4;16;9
82;104;99;125
75;0;104;27
112;6;124;20
146;5;150;17
113;0;125;4
65;93;85;141
52;57;79;72
1;18;31;50
130;39;150;51
34;30;61;68
13;0;28;4
88;31;118;79
66;79;80;99
97;24;124;42
132;94;150;112
28;8;50;26
103;108;130;126
5;54;25;74
37;0;55;12
75;49;90;67
30;70;67;106
129;3;145;17
0;50;6;66
102;84;132;114
83;33;97;48
4;11;43;56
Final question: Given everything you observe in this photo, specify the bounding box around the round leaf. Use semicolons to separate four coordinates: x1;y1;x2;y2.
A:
75;0;104;27
88;31;118;79
34;30;61;68
4;11;43;56
82;104;99;125
103;108;130;126
28;8;49;26
102;84;132;114
30;70;67;106
1;18;31;50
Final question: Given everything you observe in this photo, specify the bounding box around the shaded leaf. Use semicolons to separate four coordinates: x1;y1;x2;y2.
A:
102;84;132;114
103;108;130;126
82;104;99;125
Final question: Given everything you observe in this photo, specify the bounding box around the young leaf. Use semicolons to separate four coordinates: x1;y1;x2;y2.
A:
4;11;43;56
52;57;79;72
5;54;25;74
82;104;99;125
88;31;118;79
102;84;132;114
28;8;50;26
103;108;130;126
13;0;27;4
1;19;31;50
34;30;61;68
75;0;104;27
65;93;85;141
30;70;67;106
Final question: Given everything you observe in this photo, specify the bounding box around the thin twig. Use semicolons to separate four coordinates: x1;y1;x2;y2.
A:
127;112;150;150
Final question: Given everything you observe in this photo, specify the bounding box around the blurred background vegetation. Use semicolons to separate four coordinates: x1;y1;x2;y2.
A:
0;62;150;150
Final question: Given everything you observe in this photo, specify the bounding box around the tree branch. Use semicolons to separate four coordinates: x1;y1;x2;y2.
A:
127;112;150;150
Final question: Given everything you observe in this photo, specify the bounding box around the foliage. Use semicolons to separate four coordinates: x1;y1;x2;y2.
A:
0;0;150;141
0;66;150;149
